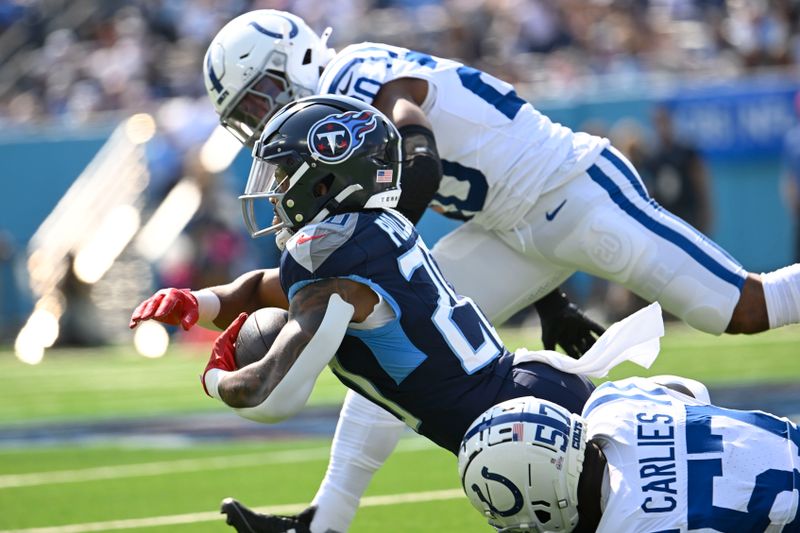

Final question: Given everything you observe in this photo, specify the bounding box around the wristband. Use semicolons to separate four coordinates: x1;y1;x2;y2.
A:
192;289;222;329
203;368;229;400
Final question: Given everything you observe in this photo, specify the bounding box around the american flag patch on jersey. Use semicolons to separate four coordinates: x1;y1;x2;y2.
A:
376;169;393;183
512;422;524;441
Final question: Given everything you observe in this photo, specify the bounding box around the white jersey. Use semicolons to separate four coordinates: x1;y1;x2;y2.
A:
585;377;800;533
318;43;609;230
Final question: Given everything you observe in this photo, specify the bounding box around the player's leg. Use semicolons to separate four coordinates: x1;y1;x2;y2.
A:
430;221;574;325
521;146;799;335
307;390;406;532
221;391;405;533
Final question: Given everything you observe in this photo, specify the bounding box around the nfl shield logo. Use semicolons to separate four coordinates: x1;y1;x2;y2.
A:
376;169;393;183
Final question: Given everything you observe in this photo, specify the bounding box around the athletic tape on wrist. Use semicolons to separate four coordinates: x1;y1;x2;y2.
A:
203;368;229;400
192;289;221;329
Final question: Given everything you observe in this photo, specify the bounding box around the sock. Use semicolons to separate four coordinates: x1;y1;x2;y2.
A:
309;390;406;533
761;264;800;329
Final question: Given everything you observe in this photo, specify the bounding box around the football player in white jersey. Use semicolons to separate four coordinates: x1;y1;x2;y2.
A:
130;9;800;533
460;378;800;532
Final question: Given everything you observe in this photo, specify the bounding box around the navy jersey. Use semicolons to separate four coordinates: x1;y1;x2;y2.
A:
280;209;593;453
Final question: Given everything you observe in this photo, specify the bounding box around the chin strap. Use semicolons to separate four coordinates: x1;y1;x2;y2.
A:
276;184;365;251
275;228;292;250
309;184;365;227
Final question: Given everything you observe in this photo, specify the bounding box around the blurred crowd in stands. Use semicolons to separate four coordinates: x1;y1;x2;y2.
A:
1;0;799;343
2;0;800;126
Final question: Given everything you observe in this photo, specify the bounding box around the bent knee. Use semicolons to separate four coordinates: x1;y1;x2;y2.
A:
655;275;737;335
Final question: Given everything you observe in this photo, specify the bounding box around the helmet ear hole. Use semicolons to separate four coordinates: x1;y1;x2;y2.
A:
315;174;335;197
312;183;326;198
302;49;312;65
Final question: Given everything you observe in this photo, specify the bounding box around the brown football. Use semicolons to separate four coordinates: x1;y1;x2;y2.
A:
234;307;288;368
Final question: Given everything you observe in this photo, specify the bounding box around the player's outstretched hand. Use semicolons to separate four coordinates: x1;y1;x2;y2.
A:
535;290;605;359
129;288;199;331
201;313;248;397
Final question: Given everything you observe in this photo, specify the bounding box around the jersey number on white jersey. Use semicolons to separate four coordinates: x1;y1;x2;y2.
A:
685;404;800;531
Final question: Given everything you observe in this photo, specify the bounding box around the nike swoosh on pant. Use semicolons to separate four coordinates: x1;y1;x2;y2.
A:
545;199;568;221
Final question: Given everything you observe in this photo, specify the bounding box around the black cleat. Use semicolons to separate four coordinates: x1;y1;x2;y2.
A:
220;498;316;533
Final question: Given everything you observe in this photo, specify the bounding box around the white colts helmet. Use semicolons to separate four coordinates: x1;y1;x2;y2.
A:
458;397;587;533
203;10;336;146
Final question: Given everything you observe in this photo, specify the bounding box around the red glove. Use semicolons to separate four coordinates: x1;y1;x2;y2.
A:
201;313;249;397
129;288;199;331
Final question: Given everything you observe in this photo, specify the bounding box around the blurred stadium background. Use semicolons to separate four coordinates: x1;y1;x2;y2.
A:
1;0;800;531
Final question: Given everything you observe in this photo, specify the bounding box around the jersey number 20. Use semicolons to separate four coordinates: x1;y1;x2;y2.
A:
398;238;503;373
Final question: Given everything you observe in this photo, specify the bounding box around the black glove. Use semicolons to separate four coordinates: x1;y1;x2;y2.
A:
534;289;606;359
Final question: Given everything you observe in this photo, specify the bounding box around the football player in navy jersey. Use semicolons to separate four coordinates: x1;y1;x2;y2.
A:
130;9;800;532
198;95;602;532
205;94;596;456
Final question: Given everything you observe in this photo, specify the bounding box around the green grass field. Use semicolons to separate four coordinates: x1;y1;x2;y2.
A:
0;323;798;532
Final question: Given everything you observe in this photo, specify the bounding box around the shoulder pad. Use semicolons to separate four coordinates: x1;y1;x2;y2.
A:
284;213;359;273
319;43;401;100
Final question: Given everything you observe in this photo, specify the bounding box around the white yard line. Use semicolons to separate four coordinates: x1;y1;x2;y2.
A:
0;488;464;533
0;438;434;489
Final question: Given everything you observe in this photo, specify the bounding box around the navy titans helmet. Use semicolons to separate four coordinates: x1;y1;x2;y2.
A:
240;95;402;245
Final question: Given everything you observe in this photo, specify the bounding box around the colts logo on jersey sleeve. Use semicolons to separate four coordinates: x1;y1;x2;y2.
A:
307;111;377;164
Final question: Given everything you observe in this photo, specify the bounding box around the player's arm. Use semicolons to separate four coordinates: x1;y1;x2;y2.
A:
206;268;289;328
128;268;288;331
373;78;442;224
203;278;378;421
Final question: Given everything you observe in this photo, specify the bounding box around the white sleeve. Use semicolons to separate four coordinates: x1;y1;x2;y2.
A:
234;293;355;423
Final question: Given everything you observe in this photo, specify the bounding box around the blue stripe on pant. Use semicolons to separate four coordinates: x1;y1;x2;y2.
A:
588;149;746;291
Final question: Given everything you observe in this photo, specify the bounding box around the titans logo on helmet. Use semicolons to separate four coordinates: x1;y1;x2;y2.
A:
307;110;377;164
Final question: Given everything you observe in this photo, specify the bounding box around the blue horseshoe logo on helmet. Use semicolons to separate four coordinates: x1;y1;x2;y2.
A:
248;15;299;39
470;466;524;517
